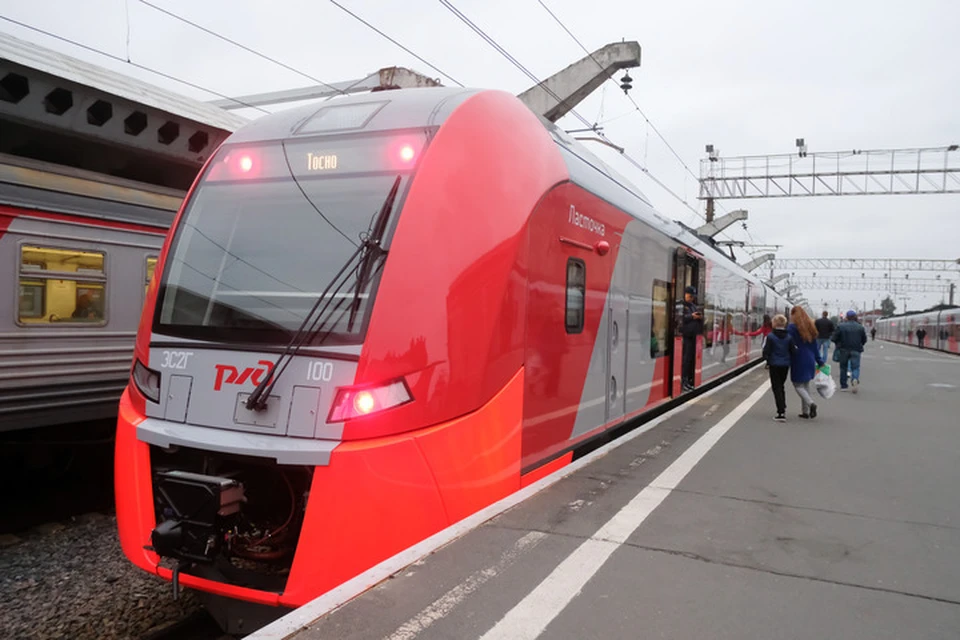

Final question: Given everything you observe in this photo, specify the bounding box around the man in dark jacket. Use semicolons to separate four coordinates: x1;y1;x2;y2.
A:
681;286;703;392
762;314;794;422
916;327;926;349
814;311;834;364
831;310;868;392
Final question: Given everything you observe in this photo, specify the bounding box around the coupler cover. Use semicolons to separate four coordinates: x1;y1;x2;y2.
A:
151;470;245;563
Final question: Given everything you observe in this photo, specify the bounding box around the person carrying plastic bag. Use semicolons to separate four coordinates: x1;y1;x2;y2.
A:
814;364;835;399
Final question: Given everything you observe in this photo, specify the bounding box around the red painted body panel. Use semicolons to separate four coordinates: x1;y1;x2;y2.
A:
346;91;568;441
521;451;573;488
115;364;525;607
520;184;630;469
114;390;159;572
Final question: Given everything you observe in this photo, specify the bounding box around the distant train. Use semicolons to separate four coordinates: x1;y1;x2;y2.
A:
114;87;791;623
0;154;179;431
875;309;960;353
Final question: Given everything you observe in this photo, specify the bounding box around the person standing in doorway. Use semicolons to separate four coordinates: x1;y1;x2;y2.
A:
814;311;834;364
763;314;794;422
681;286;703;392
832;310;868;392
916;327;926;349
789;307;825;419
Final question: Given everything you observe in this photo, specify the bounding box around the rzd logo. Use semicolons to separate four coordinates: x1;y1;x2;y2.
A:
214;360;274;391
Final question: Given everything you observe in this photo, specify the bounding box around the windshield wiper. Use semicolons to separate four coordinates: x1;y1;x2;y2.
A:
245;176;402;412
347;175;400;331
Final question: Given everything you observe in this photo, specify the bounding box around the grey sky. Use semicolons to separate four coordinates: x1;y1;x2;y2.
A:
3;0;958;312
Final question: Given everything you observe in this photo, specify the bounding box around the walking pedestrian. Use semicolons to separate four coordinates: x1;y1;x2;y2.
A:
814;311;834;364
762;314;794;422
916;327;926;349
789;307;825;419
680;286;703;392
831;310;868;393
870;326;876;341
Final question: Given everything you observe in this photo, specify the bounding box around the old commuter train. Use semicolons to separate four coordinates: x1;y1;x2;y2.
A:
115;87;790;614
0;155;178;431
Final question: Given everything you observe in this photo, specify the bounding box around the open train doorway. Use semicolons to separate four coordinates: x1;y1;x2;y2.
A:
672;248;705;396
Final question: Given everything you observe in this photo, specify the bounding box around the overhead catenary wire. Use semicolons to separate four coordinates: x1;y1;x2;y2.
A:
328;1;465;88
437;0;596;132
437;0;705;224
137;0;348;96
0;15;271;114
535;0;770;244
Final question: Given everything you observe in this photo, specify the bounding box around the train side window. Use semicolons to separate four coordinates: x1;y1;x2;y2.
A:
145;256;159;296
17;245;107;325
650;279;670;358
565;258;586;334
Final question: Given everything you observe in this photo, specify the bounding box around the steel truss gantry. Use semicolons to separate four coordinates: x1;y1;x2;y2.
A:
699;146;960;199
771;258;960;272
782;277;955;294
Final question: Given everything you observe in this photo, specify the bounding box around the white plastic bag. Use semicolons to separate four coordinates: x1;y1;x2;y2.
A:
815;370;835;399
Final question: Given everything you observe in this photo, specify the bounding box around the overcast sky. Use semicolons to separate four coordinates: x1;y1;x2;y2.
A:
3;0;959;312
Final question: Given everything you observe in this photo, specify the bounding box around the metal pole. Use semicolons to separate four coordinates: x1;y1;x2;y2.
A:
705;197;715;224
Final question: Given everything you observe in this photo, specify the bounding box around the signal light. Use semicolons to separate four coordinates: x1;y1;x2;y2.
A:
328;379;412;422
399;144;415;163
238;155;254;173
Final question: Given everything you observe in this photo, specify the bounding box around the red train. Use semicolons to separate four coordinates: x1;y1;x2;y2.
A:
115;87;788;622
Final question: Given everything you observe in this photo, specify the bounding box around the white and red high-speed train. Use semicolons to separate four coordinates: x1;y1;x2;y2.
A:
116;87;789;616
876;309;960;353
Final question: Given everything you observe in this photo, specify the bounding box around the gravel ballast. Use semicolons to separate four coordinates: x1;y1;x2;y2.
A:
0;513;202;640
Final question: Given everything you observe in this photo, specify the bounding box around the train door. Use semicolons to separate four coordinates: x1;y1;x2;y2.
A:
672;248;705;395
606;286;628;423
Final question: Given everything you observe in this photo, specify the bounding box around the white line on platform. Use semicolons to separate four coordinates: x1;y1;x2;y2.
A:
477;381;768;640
246;367;763;640
384;531;547;640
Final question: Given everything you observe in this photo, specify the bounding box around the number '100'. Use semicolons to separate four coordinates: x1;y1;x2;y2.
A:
307;361;334;382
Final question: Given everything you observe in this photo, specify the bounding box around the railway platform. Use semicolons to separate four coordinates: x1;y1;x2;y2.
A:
252;340;960;640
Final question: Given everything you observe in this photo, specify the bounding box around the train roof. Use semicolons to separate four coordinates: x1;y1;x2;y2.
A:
224;86;481;144
221;87;774;293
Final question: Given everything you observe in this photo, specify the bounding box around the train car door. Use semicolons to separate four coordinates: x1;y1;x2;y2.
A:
606;286;628;423
672;248;705;396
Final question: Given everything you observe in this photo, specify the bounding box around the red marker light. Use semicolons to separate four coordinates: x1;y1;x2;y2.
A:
238;155;254;172
399;145;415;163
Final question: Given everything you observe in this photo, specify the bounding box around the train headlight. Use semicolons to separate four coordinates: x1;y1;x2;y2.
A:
132;359;161;403
328;379;412;423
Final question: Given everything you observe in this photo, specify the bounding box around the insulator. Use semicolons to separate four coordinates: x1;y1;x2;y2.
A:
620;72;633;94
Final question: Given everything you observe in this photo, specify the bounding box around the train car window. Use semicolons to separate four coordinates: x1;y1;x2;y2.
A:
650;279;671;358
145;256;158;296
17;245;106;325
565;258;586;334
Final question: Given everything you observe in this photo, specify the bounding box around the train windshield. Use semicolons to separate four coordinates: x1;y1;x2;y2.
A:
155;133;424;344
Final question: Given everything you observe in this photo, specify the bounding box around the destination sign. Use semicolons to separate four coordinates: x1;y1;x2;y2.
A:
306;152;339;172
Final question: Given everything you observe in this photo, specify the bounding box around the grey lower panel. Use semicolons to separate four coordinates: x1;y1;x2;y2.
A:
136;418;338;465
